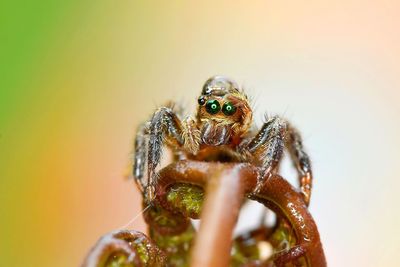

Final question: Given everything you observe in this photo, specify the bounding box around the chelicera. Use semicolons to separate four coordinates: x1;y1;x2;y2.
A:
133;76;312;206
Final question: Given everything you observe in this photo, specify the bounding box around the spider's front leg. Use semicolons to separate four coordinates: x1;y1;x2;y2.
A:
133;107;200;203
243;115;313;205
245;116;287;192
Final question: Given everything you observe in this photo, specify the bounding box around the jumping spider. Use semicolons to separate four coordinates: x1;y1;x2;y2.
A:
133;76;312;206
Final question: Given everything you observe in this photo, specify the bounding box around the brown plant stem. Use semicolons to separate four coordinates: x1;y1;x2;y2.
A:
190;165;247;267
83;160;326;266
156;160;326;267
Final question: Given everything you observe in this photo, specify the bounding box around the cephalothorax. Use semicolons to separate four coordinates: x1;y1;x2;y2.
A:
133;76;312;206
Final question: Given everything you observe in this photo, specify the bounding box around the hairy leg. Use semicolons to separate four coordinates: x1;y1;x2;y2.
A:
244;116;313;205
286;126;313;205
133;122;149;193
146;107;184;201
246;116;287;192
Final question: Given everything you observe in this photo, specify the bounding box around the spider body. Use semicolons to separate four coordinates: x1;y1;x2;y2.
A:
134;76;312;205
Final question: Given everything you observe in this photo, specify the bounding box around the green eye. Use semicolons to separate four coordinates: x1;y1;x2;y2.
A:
222;102;237;116
205;99;221;114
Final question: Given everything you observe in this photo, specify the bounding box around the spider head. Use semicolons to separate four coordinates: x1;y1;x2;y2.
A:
196;76;252;146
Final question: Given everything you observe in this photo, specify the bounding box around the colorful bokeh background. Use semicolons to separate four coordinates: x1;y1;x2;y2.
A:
1;1;400;266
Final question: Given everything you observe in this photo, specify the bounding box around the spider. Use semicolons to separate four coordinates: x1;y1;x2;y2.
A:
133;76;312;206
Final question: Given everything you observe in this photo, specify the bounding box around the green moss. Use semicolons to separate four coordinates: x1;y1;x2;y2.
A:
147;204;180;228
151;225;196;267
270;222;297;252
133;239;149;264
140;184;204;266
230;237;261;267
105;253;131;267
166;184;204;217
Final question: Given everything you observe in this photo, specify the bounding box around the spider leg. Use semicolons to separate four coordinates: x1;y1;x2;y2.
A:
244;116;313;205
286;125;312;205
133;122;149;193
146;107;184;201
133;107;201;203
246;116;287;192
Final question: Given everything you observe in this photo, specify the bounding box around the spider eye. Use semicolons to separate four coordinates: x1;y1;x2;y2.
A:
222;102;237;116
205;99;221;114
198;96;206;106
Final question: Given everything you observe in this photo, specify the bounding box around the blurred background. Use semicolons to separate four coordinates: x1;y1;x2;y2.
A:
1;1;399;266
